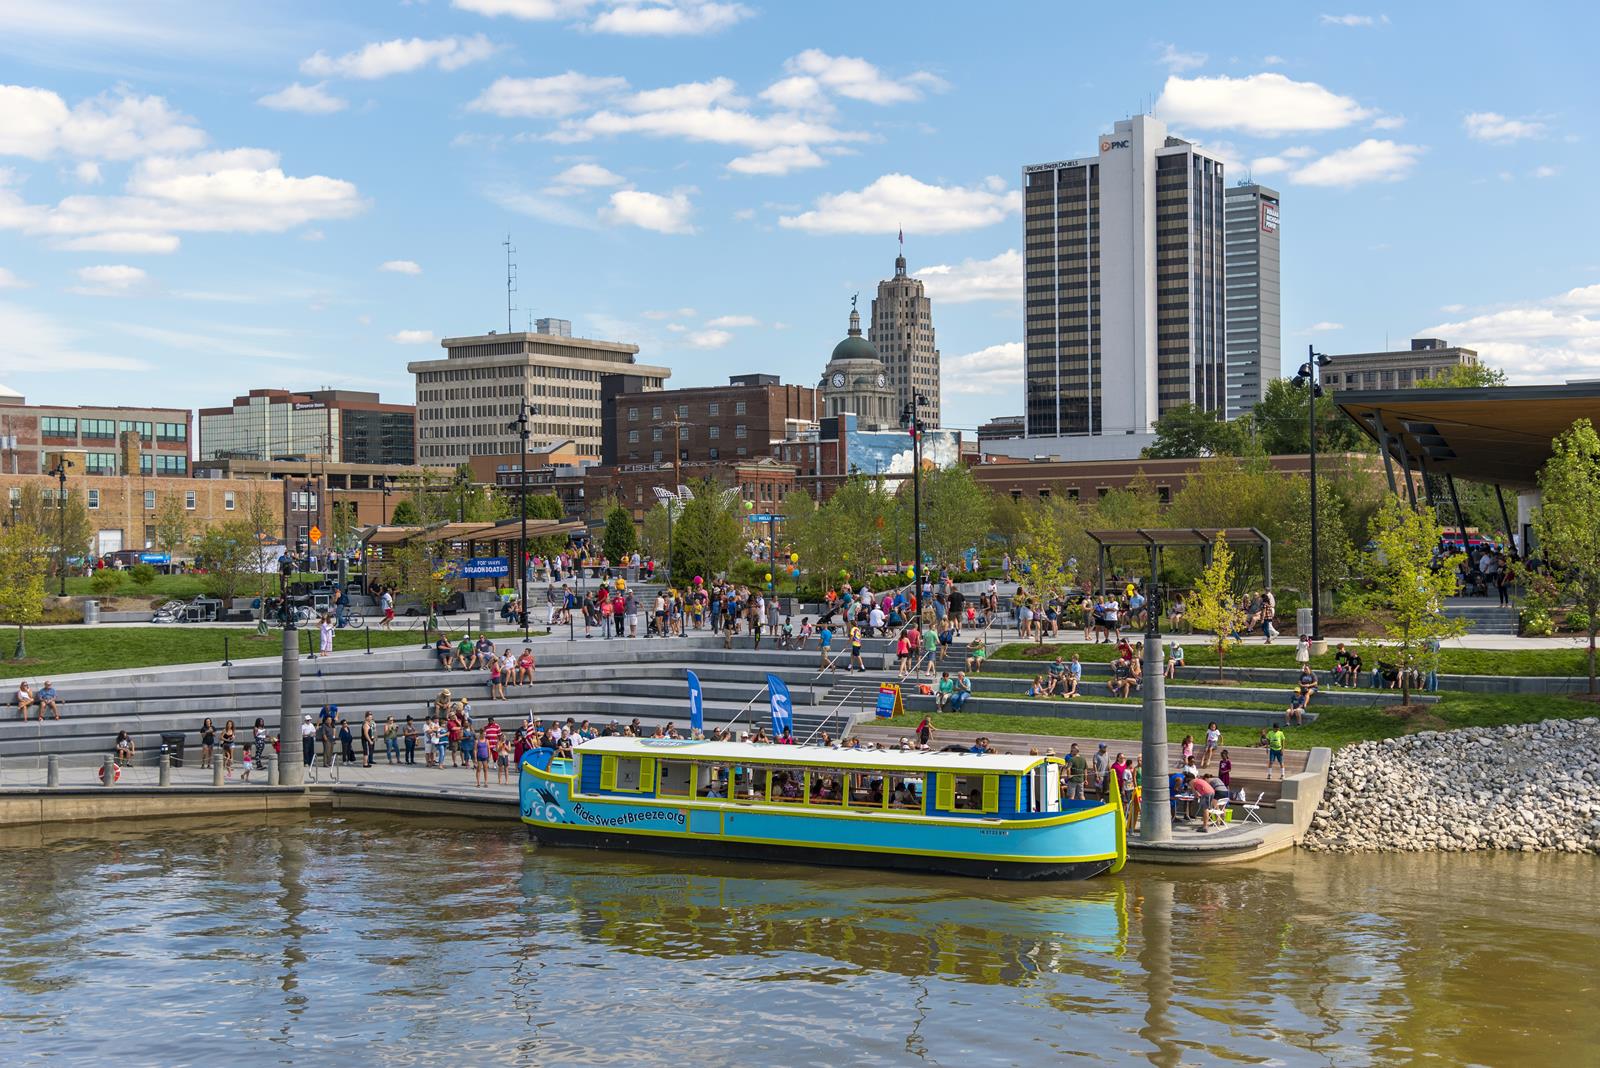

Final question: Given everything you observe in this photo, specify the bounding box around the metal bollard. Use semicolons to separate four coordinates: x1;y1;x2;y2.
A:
102;753;116;787
222;633;232;667
268;755;279;786
158;753;171;787
46;755;59;787
213;760;225;787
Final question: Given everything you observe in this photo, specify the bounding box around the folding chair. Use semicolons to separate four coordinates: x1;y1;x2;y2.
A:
1240;790;1265;825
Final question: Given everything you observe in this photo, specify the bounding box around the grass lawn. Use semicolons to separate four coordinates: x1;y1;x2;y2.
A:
880;691;1596;751
0;626;542;681
65;574;210;598
992;641;1594;678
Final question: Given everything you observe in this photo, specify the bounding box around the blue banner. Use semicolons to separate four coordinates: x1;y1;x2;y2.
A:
766;673;792;736
458;556;509;578
139;552;170;565
686;670;704;733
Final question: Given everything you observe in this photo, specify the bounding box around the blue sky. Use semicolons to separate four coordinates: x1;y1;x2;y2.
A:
0;0;1596;436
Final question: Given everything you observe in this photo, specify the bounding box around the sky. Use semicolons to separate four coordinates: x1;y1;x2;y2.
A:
0;0;1596;438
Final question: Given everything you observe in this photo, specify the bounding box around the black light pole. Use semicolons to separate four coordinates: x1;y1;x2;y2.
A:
380;475;394;525
508;403;534;644
902;395;926;607
1294;346;1333;646
48;458;72;595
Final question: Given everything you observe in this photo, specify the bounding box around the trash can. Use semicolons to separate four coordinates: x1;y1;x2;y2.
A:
160;731;186;768
83;599;100;625
1296;607;1313;638
480;607;496;633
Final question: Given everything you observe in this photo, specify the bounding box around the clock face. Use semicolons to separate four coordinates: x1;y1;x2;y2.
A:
876;373;886;388
831;372;845;388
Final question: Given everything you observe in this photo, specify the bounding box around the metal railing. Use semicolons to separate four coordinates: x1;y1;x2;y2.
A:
803;686;861;745
723;683;769;734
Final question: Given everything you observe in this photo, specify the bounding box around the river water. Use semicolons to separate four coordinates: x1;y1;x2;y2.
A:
0;814;1593;1067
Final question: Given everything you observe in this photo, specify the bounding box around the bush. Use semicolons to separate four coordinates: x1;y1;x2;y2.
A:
128;563;158;589
1566;608;1592;633
1522;609;1555;637
89;569;123;596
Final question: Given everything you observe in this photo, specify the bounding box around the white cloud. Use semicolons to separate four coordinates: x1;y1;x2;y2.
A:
452;0;594;17
0;267;28;288
1532;165;1559;178
70;263;154;295
1369;114;1406;130
546;162;627;193
389;329;436;344
779;174;1019;235
603;188;695;233
943;342;1022;396
759;76;829;112
259;82;348;114
0;302;149;372
301;34;495;79
726;144;824;176
591;2;751;35
0;147;365;252
1292;139;1423;186
558;104;863;149
74;161;102;184
380;259;422;275
1157;43;1207;73
485;185;599;229
1263;54;1287;65
705;314;757;327
1423;286;1600;382
0;85;205;160
1249;145;1315;175
776;49;946;106
468;73;629;117
1156;72;1373;136
684;327;732;348
1319;13;1387;26
1463;111;1546;143
918;249;1022;303
624;77;743;112
1307;321;1344;332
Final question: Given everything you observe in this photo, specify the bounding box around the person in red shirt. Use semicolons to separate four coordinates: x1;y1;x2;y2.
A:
1187;772;1216;832
483;716;502;759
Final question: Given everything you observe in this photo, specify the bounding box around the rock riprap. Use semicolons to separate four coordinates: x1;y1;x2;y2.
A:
1302;717;1600;854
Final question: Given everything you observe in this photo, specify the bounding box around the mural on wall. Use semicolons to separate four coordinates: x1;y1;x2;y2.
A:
846;428;961;489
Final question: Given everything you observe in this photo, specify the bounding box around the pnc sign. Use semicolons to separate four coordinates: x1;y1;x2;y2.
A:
1100;138;1130;151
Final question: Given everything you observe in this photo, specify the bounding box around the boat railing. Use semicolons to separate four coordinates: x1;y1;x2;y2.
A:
803;686;862;745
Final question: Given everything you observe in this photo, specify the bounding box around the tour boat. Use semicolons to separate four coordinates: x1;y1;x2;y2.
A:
519;738;1127;881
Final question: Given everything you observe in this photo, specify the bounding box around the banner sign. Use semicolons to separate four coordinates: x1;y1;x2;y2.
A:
766;673;793;736
686;670;704;733
875;682;904;719
458;556;510;578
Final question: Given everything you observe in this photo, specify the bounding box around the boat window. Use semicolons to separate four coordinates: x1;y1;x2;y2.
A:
600;755;653;793
730;765;765;801
657;760;693;798
806;769;845;805
698;764;728;798
886;774;923;810
769;768;804;802
936;773;999;814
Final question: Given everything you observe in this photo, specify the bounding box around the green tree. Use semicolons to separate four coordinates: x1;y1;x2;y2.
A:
639;502;672;562
389;498;421;525
1143;403;1252;459
128;562;158;589
671;479;743;583
153;492;192;556
1015;500;1071;636
90;568;124;596
1356;498;1467;705
1415;362;1508;389
986;491;1030;557
377;542;454;622
17;482;92;580
193;522;259;605
601;503;637;562
1188;534;1251;681
1533;419;1600;693
240;487;281;603
817;475;891;586
913;464;990;571
1251;377;1369;455
0;521;50;657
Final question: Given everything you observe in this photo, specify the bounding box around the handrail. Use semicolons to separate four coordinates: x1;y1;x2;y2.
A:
724;684;768;733
803;686;859;745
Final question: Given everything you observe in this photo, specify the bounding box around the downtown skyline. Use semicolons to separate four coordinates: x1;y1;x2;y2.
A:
0;0;1595;437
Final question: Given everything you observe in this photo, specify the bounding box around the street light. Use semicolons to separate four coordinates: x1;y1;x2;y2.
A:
1294;346;1333;648
507;402;537;644
47;458;72;596
380;475;395;525
901;394;928;608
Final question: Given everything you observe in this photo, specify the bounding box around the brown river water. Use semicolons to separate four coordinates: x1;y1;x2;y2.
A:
0;814;1594;1066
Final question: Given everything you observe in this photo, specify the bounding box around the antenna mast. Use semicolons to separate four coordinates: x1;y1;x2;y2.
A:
503;234;517;334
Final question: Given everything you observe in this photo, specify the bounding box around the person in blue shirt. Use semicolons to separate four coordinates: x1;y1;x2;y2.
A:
1169;770;1190;820
817;625;834;670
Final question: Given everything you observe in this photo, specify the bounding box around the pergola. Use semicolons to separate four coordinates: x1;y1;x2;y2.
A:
1085;527;1272;596
359;518;585;587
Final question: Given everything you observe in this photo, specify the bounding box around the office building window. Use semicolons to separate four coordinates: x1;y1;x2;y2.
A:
735;425;747;439
627;407;638;421
734;401;747;415
85;452;116;475
155;422;186;441
224;492;236;510
708;403;719;416
651;406;662;419
144;490;156;510
677;405;688;418
40;417;77;436
708;426;720;439
185;491;196;510
87;489;99;510
709;447;719;460
82;419;115;440
628;430;639;444
651;428;662;442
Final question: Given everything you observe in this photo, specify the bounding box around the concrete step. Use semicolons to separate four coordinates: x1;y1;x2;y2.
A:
899;692;1316;727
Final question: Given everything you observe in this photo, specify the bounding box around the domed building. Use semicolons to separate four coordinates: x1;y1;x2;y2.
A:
818;301;898;430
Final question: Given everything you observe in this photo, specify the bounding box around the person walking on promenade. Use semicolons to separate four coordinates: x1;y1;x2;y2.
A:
319;613;335;656
220;720;237;774
252;718;268;766
301;714;315;766
379;588;394;631
200;717;216;770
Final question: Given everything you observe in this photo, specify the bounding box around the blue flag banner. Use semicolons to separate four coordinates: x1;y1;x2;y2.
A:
686;670;704;733
766;673;793;736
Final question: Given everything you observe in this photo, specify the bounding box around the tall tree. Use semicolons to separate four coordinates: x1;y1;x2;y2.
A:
1415;362;1509;389
913;464;990;571
1250;377;1369;455
193;522;259;605
1534;419;1600;693
1187;534;1250;681
1143;403;1252;459
389;498;421;526
377;542;454;623
153;492;192;556
600;503;637;562
17;482;92;578
1358;498;1466;705
0;521;51;658
639;502;672;562
241;487;281;602
1015;501;1071;627
671;478;743;583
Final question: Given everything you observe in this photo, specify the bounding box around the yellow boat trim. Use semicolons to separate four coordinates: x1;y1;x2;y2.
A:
575;749;1063;779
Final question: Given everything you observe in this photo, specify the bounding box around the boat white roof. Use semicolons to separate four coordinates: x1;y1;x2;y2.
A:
572;736;1051;774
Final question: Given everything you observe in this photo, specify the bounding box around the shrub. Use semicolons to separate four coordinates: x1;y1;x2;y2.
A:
89;569;124;596
128;563;158;589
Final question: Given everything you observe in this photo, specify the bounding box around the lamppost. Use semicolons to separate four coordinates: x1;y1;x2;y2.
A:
901;394;927;606
47;458;72;595
507;402;536;644
1294;346;1333;651
380;475;395;525
277;553;304;786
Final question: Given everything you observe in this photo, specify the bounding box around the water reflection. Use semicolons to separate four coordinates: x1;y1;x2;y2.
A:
0;815;1594;1066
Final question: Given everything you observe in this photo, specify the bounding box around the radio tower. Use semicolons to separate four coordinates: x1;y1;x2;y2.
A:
503;234;517;334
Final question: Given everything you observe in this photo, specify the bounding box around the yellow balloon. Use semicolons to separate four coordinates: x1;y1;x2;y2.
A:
789;552;799;564
764;572;772;582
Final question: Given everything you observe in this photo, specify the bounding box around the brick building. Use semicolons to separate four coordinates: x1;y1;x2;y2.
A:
0;387;191;477
198;388;416;465
586;457;797;522
968;452;1369;503
605;374;820;466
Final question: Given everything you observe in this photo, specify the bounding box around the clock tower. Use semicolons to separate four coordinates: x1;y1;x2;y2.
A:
818;299;898;430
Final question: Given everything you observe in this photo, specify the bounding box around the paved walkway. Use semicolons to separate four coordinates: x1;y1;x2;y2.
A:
0;756;520;796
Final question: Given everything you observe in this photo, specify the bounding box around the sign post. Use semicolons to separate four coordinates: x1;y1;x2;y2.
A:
308;526;322;546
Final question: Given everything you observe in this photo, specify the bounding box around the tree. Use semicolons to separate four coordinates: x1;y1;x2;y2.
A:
377;542;454;623
389;498;421;526
1357;498;1466;705
639;502;672;562
1015;500;1071;635
1416;362;1508;389
128;562;158;589
0;521;50;658
90;568;124;596
671;478;743;583
193;522;259;605
17;482;92;579
913;464;990;571
153;493;192;556
807;475;890;586
1144;403;1252;459
1250;377;1369;455
1534;419;1600;693
601;503;637;562
240;487;281;603
1187;534;1250;681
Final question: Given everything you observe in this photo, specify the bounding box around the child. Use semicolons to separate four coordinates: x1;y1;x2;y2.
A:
1286;691;1306;726
239;747;255;781
1201;721;1221;769
1180;733;1195;766
1164;640;1185;680
1217;749;1232;789
780;616;794;649
795;617;813;652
